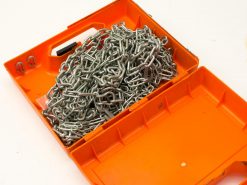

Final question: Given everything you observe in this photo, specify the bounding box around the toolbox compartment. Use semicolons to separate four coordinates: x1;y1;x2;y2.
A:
4;0;247;184
4;0;198;152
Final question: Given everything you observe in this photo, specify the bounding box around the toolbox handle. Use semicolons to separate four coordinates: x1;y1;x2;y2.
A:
49;22;105;53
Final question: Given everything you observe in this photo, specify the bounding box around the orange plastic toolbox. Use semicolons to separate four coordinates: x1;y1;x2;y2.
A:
4;0;247;184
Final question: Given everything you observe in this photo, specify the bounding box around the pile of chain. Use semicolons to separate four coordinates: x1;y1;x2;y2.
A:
43;22;177;146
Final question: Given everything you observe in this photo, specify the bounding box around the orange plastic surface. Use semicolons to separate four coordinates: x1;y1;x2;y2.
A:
4;0;198;153
71;67;247;185
207;161;247;184
4;0;247;184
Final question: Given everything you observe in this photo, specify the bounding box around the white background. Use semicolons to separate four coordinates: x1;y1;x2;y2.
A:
0;0;247;185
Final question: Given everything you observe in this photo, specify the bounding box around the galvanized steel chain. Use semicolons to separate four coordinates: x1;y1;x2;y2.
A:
43;22;177;146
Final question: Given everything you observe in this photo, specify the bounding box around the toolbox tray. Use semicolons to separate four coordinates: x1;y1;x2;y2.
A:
4;0;247;184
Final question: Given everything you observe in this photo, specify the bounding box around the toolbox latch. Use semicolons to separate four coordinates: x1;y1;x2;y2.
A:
129;97;148;112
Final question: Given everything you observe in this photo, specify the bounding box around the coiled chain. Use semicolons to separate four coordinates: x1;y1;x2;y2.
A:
43;22;177;146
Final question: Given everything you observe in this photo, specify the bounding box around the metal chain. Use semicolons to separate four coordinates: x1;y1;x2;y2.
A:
43;22;177;146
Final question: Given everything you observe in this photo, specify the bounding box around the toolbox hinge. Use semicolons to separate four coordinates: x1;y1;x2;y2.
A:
172;70;190;84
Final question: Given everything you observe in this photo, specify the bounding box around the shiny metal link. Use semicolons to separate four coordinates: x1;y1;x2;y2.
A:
43;22;177;146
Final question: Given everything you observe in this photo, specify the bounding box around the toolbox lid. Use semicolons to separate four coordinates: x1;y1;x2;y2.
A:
70;67;247;185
